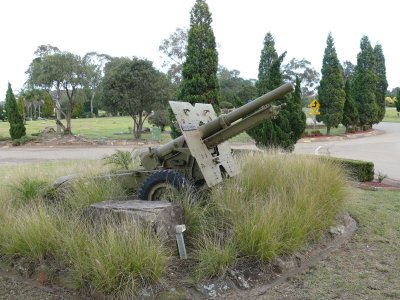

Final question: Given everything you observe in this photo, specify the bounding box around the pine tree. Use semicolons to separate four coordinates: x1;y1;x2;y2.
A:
352;36;378;128
5;83;26;140
247;33;305;151
178;0;219;106
342;80;359;132
42;93;55;118
374;44;388;123
317;33;345;135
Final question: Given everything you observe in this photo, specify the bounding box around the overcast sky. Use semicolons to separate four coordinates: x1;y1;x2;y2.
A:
1;0;399;100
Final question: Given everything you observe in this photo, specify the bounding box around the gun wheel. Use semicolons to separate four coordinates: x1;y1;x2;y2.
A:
138;170;192;201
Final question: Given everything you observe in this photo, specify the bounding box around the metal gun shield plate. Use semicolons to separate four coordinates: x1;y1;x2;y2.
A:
169;101;238;187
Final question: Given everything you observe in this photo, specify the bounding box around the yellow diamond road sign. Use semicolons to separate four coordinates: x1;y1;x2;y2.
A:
309;99;320;115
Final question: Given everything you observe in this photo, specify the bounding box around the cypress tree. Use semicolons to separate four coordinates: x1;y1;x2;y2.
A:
247;33;305;151
42;93;55;118
178;0;219;107
5;83;26;140
342;80;359;132
317;33;345;135
352;36;378;128
17;96;25;120
374;44;388;123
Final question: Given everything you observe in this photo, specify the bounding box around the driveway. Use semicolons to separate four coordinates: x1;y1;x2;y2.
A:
295;122;400;180
1;122;399;180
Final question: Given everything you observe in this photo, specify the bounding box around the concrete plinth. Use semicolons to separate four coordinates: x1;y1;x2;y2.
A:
86;200;184;239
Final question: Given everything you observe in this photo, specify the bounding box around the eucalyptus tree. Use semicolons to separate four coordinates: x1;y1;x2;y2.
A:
26;45;89;134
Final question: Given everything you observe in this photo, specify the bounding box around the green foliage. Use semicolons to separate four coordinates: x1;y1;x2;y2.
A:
342;80;359;130
11;135;36;146
321;156;374;182
352;36;378;127
101;57;173;139
177;0;220;108
396;90;400;113
5;83;26;140
317;33;346;135
17;96;24;117
42;93;54;118
0;102;6;121
102;150;133;170
374;44;388;123
148;110;169;131
248;33;305;151
9;177;50;206
282;58;320;98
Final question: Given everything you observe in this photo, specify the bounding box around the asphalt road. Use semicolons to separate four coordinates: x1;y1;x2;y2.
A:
0;122;399;180
294;122;400;180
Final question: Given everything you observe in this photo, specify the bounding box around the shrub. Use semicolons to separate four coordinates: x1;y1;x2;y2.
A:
321;157;374;182
102;150;134;170
148;110;169;131
11;135;36;146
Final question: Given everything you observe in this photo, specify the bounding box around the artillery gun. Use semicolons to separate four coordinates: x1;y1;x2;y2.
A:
55;83;294;200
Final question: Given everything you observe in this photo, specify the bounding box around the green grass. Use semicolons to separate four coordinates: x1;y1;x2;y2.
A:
383;107;400;122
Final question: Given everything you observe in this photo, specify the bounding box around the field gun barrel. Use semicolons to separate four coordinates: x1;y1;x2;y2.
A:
151;82;293;160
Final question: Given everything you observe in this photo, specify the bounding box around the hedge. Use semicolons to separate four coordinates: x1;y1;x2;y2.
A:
319;156;374;182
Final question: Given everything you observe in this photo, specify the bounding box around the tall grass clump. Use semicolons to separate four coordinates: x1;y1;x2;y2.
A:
8;176;51;206
64;220;168;296
208;152;348;262
0;203;60;264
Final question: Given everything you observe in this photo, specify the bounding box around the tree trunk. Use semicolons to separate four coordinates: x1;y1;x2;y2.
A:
326;126;331;135
90;91;96;115
55;83;62;135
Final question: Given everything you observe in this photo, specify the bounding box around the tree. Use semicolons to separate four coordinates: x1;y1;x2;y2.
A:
352;36;378;128
282;58;320;99
317;33;345;135
148;110;169;131
82;52;111;115
42;92;54;118
101;57;173;139
342;80;359;132
395;90;400;115
26;45;89;134
342;60;355;81
0;102;6;121
17;96;25;120
5;83;26;140
374;44;388;123
159;27;188;86
247;32;305;151
218;66;256;107
178;0;219;107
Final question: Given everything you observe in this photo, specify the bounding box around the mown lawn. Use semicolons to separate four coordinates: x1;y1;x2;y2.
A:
383;107;400;122
267;188;400;299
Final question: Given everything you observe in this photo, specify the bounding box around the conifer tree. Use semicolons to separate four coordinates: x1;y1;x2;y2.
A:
178;0;219;107
5;83;26;140
352;36;378;128
247;33;305;151
342;80;359;132
42;93;55;118
171;0;220;138
17;96;25;121
374;44;388;123
317;33;345;135
0;103;5;121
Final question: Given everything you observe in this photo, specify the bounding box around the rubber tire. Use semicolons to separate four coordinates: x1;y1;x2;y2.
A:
138;170;192;201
